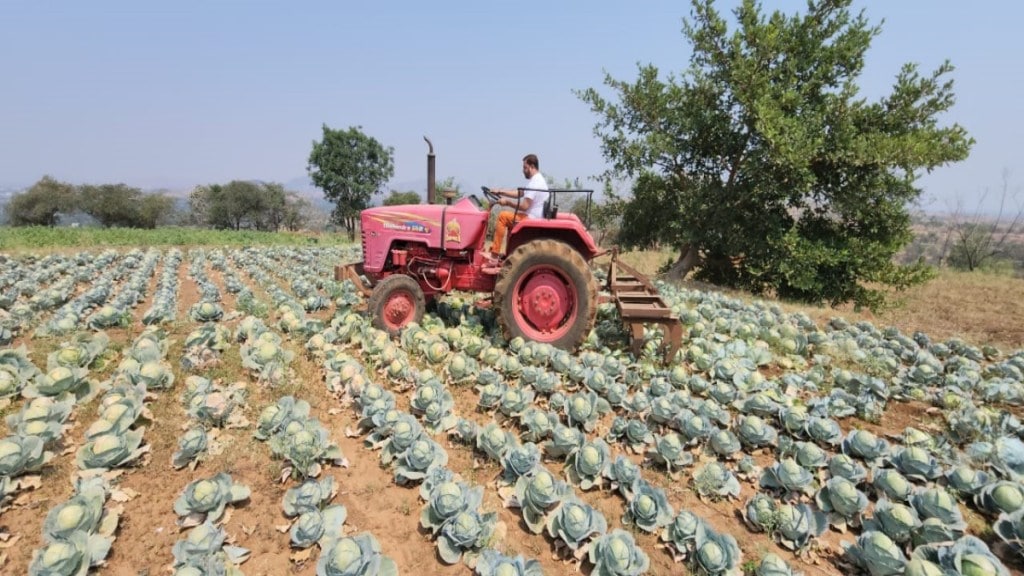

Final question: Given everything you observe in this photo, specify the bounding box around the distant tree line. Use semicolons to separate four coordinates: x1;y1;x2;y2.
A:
1;176;324;232
3;176;176;228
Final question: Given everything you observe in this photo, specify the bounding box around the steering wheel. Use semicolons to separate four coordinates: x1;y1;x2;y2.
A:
480;186;500;203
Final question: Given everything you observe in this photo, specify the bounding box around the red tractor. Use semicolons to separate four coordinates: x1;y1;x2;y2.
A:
336;138;682;358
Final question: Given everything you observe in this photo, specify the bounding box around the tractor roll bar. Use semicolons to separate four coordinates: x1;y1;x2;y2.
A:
517;188;595;228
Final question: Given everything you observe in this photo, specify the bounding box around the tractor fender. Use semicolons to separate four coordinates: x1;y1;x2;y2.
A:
506;216;600;261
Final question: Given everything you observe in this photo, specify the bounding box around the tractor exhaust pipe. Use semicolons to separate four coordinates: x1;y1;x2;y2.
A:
424;136;435;205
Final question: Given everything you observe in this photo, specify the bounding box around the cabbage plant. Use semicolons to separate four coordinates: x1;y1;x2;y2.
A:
27;529;113;576
254;395;311;441
760;458;815;497
170;519;249;573
545;497;607;554
565;438;611;490
512;468;570;534
476;421;513;462
395;438;448;485
815;476;868;530
974;481;1024;517
622;480;674;533
889;446;943;483
268;419;347;478
693;523;742;576
844;531;906;576
646;432;693;475
909;536;1009;576
564;391;610;432
693;462;741;501
173;473;251;527
436;510;498;565
604;455;642;499
871;468;914;503
828;454;867;485
756;553;803;576
500;442;541;485
742;493;779;533
172;427;208;470
75;429;147;471
283;476;337;517
660;510;704;562
994;507;1024;560
474;548;544;576
736;415;778;449
588;529;649;576
544;424;583;460
863;499;921;546
316;532;398;576
775;503;827;553
291;505;348;549
421;480;483;535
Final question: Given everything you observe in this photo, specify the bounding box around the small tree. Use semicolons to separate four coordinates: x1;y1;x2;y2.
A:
308;125;395;240
383;190;422;206
79;183;143;227
137;193;177;229
945;171;1024;271
6;176;78;226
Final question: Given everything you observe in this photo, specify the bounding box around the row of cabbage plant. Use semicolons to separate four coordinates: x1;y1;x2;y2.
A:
142;248;182;325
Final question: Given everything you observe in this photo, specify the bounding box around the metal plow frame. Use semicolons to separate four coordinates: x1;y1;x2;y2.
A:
605;251;682;364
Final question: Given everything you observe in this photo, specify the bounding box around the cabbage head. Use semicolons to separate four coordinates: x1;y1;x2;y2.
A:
742;493;779;533
172;427;208;470
864;499;920;547
660;510;704;561
173;472;251;527
500;442;541;485
871;468;914;503
844;531;906;576
395;438;448;486
316;532;398;576
588;529;649;576
474;548;544;576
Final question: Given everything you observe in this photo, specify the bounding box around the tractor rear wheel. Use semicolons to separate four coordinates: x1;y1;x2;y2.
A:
368;274;425;336
493;239;597;351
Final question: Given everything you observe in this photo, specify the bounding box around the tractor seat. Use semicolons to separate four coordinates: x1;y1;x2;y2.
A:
543;199;558;219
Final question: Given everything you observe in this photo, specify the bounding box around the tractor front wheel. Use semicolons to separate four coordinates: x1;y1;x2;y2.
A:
368;274;425;336
493;239;597;350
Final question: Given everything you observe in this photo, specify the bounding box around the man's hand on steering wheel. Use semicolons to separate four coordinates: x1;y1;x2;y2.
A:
480;186;501;203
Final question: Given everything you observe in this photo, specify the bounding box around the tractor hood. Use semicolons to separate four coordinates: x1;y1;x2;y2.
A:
360;198;489;272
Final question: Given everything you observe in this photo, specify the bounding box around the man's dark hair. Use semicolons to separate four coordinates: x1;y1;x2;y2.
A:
522;154;539;169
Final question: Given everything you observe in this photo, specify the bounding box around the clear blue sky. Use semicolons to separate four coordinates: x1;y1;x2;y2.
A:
1;0;1021;213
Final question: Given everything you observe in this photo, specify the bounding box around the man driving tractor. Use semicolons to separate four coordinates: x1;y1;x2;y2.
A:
483;153;549;262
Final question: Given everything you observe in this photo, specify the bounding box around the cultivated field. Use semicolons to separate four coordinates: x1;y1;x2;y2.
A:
1;240;1022;576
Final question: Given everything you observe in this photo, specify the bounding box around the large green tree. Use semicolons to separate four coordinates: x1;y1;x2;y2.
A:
308;125;395;240
5;176;78;226
577;0;972;309
79;183;143;227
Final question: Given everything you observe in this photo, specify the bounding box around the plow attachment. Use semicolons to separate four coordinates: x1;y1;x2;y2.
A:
605;252;683;364
334;262;373;298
